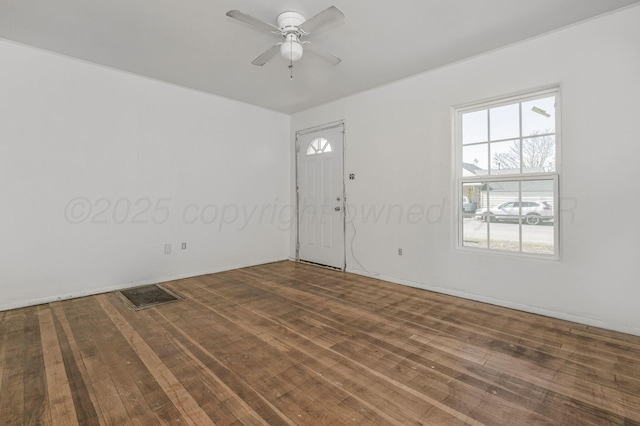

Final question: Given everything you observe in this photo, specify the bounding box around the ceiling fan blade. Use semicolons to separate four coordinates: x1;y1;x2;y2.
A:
251;44;281;66
226;10;281;34
303;43;341;66
298;6;344;34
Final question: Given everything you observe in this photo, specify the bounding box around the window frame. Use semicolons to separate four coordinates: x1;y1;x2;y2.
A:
454;87;561;259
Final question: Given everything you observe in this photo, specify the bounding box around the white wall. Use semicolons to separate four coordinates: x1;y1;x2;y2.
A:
0;40;291;310
291;6;640;335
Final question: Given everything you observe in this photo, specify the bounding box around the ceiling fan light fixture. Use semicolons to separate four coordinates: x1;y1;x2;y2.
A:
281;34;303;62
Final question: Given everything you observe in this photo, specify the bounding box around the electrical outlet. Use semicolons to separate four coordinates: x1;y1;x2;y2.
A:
398;248;403;256
164;243;172;254
181;242;187;250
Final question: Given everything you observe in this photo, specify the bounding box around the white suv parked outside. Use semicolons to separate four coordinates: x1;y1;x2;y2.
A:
475;201;553;225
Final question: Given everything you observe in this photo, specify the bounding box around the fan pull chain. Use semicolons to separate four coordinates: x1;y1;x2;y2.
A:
289;36;294;80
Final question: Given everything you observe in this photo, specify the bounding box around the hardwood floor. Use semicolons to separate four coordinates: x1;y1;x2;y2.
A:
1;261;639;425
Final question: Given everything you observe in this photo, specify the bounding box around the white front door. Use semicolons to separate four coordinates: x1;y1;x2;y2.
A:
296;124;345;269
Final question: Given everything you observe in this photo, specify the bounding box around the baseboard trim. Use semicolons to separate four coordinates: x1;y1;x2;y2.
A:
346;267;640;337
0;257;288;312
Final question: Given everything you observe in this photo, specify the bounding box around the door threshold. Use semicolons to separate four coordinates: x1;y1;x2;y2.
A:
297;259;344;271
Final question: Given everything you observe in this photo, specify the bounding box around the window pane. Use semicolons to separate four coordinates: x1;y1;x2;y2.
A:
462;110;488;144
462;144;488;176
489;103;519;141
491;140;520;175
489;219;521;252
462;183;485;248
522;96;555;137
521;180;555;255
483;180;519;209
522;135;555;173
485;184;521;252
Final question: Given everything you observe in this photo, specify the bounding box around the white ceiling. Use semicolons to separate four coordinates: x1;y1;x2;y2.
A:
1;0;639;113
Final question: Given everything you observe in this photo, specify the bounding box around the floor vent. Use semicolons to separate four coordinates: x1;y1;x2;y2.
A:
117;284;182;310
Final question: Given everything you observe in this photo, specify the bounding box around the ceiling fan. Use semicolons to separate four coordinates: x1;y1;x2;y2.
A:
226;6;344;67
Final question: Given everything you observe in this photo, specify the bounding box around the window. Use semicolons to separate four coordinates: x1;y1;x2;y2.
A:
456;88;559;256
306;137;332;155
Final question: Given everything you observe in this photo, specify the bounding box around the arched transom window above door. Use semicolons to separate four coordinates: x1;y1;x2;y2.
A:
306;137;332;155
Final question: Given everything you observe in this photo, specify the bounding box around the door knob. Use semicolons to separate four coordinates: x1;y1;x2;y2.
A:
334;206;341;211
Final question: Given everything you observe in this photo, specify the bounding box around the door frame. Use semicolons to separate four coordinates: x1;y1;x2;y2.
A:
295;120;346;270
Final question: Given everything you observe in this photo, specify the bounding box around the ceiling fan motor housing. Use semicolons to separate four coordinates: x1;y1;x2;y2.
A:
277;11;306;32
